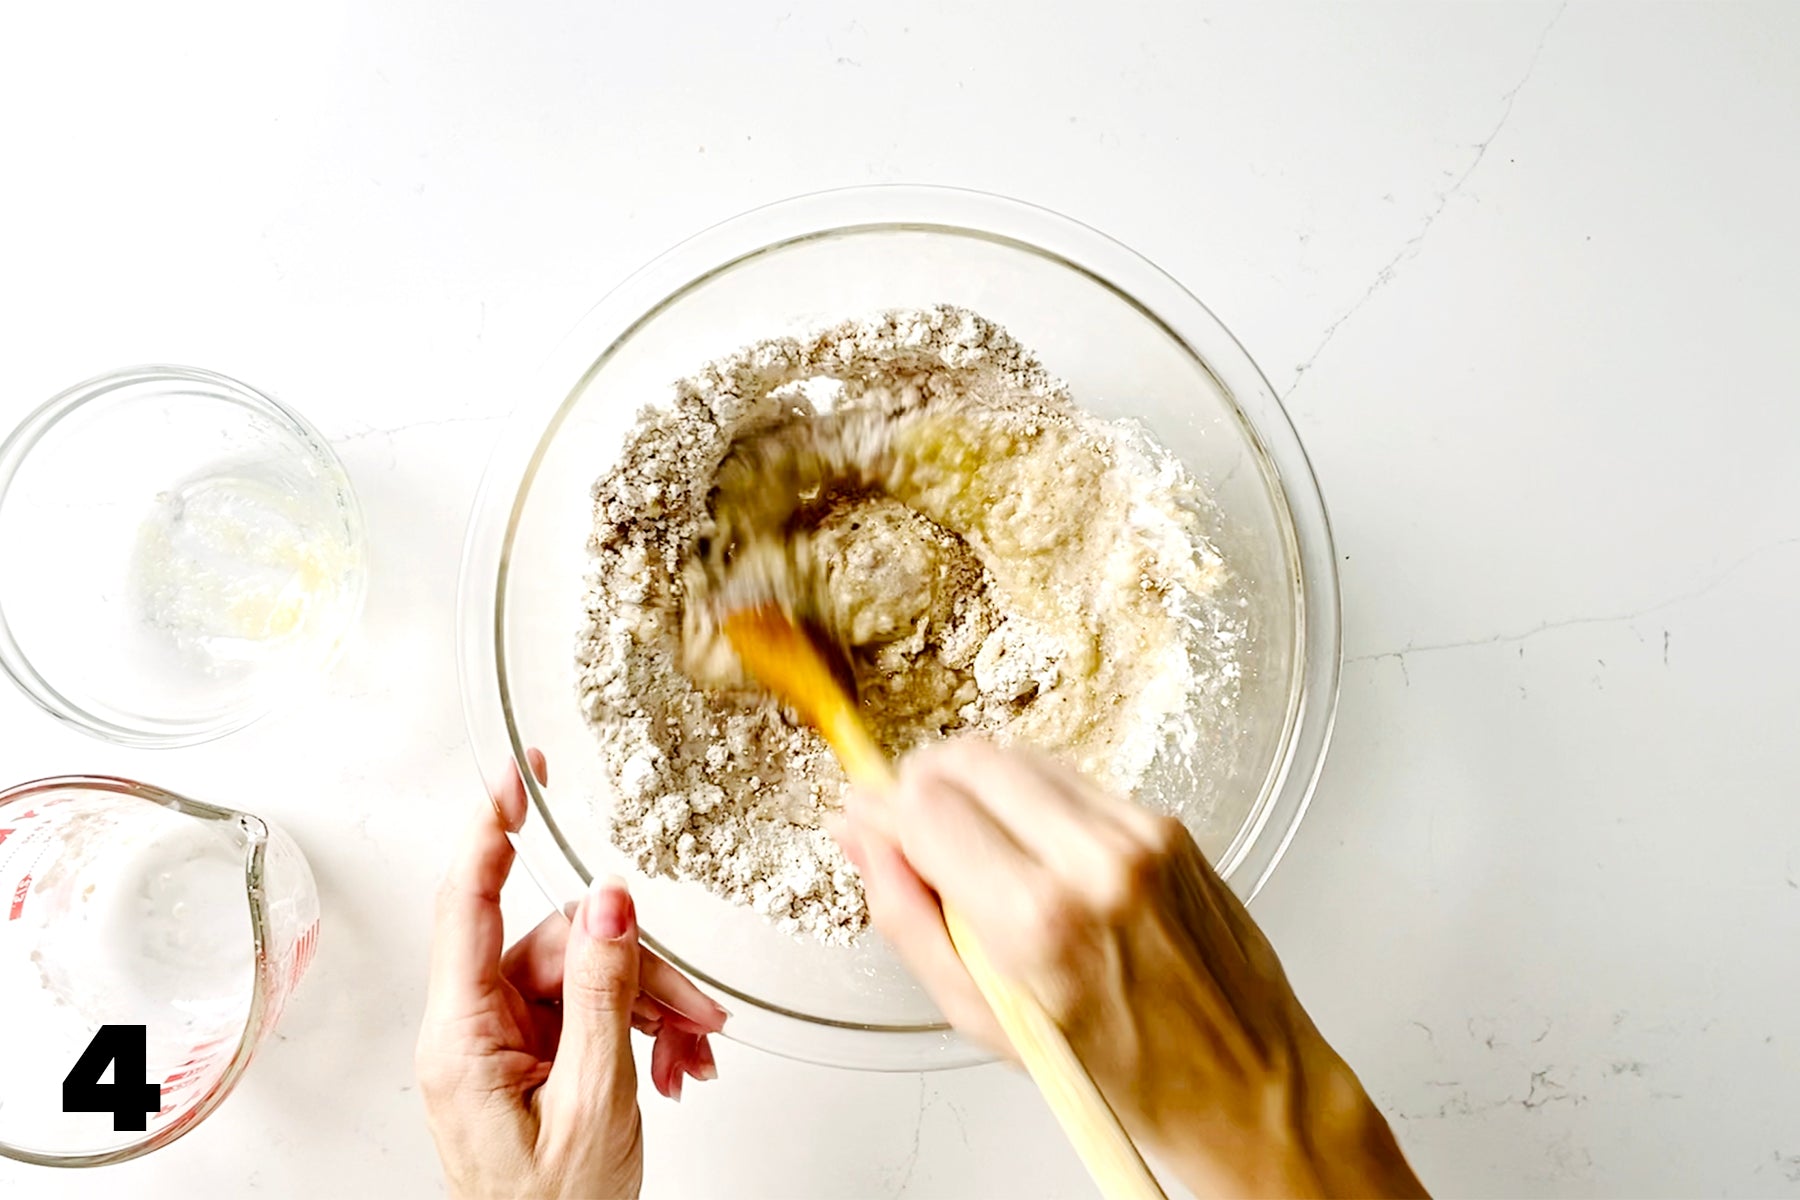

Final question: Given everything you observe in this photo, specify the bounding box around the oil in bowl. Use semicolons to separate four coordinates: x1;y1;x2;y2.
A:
0;366;367;746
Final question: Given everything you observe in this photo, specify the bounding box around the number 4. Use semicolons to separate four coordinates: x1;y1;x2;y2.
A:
62;1025;162;1131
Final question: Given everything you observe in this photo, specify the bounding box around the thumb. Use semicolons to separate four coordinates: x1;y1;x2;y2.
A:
542;877;641;1124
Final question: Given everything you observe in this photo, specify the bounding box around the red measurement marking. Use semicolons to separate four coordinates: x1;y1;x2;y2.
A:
8;873;28;920
287;921;320;988
0;811;40;849
159;1036;236;1117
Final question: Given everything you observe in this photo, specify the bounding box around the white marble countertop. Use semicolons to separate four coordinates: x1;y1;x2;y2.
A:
4;2;1798;1195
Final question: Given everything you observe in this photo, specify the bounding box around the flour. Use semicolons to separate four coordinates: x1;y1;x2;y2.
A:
576;306;1243;944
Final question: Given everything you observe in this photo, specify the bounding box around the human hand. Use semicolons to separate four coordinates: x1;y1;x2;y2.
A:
835;739;1425;1199
417;750;729;1200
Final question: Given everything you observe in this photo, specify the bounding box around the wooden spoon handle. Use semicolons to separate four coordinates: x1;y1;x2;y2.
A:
834;730;1165;1200
943;909;1167;1200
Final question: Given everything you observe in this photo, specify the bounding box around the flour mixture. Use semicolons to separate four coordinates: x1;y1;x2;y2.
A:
576;306;1245;943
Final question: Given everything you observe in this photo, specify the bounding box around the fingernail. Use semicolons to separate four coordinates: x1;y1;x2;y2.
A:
695;1037;719;1081
825;814;862;862
838;832;866;873
671;1071;685;1102
529;748;549;787
667;999;730;1030
582;876;634;940
683;997;731;1027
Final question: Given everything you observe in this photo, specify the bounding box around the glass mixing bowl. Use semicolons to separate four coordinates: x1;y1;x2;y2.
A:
457;186;1339;1069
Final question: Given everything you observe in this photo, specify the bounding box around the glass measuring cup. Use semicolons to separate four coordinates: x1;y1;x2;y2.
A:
0;776;319;1167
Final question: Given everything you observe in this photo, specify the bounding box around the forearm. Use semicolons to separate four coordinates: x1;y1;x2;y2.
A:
1153;1069;1426;1199
1301;1098;1427;1199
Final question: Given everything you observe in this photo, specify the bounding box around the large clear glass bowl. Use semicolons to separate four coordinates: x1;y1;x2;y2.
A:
457;186;1339;1070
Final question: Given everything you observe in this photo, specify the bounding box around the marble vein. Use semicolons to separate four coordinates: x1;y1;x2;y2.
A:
1285;0;1569;400
1348;534;1800;667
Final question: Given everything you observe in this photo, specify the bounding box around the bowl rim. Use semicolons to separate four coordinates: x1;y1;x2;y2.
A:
0;364;369;749
455;184;1341;1070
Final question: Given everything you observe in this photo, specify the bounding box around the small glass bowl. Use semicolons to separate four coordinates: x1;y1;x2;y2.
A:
0;366;368;747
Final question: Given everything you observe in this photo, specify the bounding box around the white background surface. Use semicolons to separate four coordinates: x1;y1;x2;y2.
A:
3;1;1799;1196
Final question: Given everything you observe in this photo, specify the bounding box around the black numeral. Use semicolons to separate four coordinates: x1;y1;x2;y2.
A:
62;1024;162;1131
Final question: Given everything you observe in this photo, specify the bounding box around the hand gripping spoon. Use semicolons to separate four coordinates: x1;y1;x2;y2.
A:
720;598;1167;1200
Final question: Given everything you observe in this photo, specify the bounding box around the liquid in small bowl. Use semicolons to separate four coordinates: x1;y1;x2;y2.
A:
0;366;368;746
